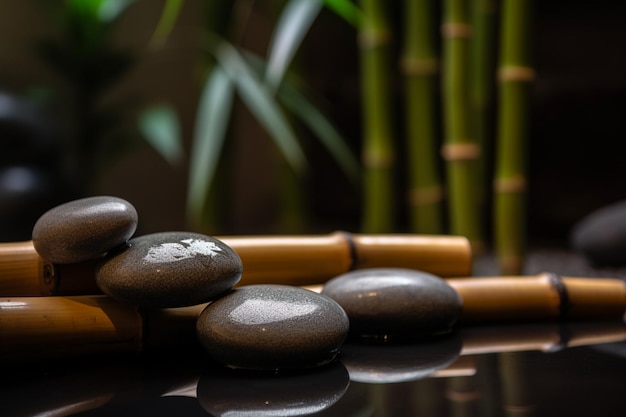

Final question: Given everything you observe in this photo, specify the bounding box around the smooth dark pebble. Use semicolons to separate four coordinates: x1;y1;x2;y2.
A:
196;285;349;371
96;231;242;308
32;196;138;264
571;200;626;266
321;268;462;337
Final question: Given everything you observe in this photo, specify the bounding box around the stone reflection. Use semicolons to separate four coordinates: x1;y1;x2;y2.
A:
340;333;463;384
196;362;350;416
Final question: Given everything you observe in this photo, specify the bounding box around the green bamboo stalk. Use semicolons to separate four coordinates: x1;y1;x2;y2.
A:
494;0;533;274
498;352;535;417
470;0;498;223
358;0;395;233
402;0;443;234
442;0;483;251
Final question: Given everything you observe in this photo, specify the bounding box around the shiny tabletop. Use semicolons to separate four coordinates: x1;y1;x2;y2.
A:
3;319;626;417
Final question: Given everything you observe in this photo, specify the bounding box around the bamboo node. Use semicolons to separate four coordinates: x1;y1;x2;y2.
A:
400;57;438;76
441;23;472;39
358;29;391;49
362;149;394;168
493;175;526;193
499;65;536;82
409;185;444;206
441;143;481;161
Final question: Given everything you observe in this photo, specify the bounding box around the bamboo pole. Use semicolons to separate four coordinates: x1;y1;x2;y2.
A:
0;233;472;296
442;0;483;251
470;0;498;220
402;0;444;234
2;296;624;364
358;0;395;233
493;0;534;274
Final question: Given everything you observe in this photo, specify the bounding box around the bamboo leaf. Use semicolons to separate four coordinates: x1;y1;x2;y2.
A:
98;0;136;22
211;39;307;174
187;66;234;222
138;103;183;166
266;0;323;90
323;0;363;27
246;51;359;184
278;80;360;184
151;0;184;45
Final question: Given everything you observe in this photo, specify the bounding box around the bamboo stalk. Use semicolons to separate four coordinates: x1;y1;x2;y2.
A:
442;0;483;251
0;233;472;296
358;0;395;233
402;0;444;234
2;296;624;364
493;0;534;274
470;0;498;220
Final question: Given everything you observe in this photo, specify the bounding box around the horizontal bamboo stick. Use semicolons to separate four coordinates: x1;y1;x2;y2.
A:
2;275;624;362
0;232;472;296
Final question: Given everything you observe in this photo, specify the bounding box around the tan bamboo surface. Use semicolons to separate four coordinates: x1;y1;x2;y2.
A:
0;240;52;295
0;232;472;296
2;284;625;363
448;273;626;322
0;296;143;362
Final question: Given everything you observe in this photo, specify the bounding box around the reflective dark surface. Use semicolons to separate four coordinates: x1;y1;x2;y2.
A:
4;321;626;417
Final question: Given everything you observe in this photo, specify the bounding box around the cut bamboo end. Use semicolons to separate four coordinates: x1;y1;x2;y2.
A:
441;23;472;39
400;57;439;76
409;185;445;206
441;143;481;161
498;65;535;82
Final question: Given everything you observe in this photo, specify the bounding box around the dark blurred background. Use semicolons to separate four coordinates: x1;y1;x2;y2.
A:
0;0;624;249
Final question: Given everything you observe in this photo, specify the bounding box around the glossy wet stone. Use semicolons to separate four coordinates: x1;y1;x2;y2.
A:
196;285;349;371
321;268;462;337
96;231;242;308
32;196;138;264
197;362;349;416
571;200;626;266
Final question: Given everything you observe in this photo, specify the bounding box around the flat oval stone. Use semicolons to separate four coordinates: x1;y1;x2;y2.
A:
196;285;349;371
32;196;138;263
96;231;242;308
321;268;462;337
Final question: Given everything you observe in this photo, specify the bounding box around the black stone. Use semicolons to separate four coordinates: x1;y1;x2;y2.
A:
96;231;242;308
196;285;349;371
32;196;138;263
571;200;626;266
321;268;462;337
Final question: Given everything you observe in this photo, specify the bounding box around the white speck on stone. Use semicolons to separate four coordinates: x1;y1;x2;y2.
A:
143;239;222;263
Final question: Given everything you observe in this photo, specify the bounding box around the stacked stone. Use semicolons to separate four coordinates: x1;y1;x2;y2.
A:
31;196;349;371
31;196;463;372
